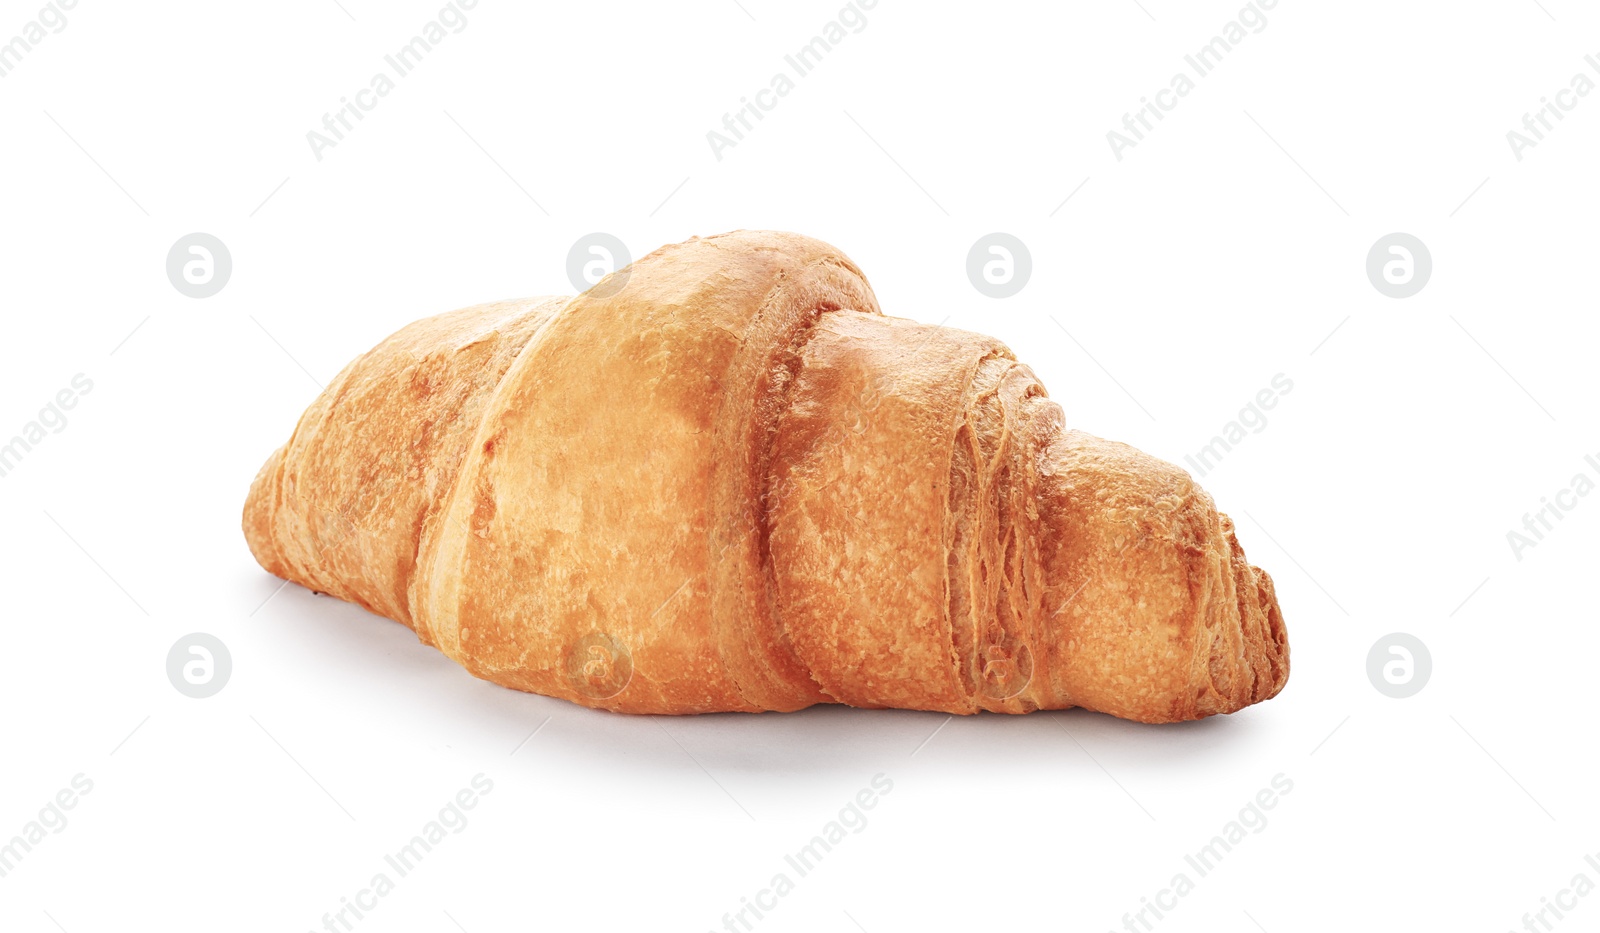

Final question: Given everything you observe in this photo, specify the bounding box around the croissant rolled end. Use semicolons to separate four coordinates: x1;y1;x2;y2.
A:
242;447;288;580
1246;559;1291;705
1148;501;1289;721
1200;516;1291;717
1039;432;1289;724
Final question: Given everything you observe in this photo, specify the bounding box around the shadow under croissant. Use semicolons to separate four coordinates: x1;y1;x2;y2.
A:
251;575;1258;785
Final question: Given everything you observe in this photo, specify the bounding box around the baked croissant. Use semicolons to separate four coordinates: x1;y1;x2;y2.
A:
243;230;1288;723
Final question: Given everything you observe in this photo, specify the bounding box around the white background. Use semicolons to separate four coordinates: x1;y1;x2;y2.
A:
1;1;1596;931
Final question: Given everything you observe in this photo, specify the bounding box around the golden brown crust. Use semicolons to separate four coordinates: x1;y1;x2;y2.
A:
243;231;1289;723
769;313;1004;711
243;297;566;629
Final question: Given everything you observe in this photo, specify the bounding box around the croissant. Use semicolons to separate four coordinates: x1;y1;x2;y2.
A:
243;230;1288;723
